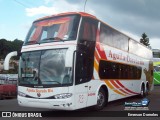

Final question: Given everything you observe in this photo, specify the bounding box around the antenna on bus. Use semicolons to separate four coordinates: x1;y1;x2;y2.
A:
84;0;87;12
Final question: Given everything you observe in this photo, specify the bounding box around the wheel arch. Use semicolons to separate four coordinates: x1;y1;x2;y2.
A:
146;81;149;91
140;81;145;92
96;83;109;102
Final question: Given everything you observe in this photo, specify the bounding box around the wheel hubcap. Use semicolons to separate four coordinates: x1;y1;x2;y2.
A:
97;92;105;107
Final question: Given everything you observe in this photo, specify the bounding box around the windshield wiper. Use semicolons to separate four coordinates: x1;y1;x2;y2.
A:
39;37;64;43
43;80;61;84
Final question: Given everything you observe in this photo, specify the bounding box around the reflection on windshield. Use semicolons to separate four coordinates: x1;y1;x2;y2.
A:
19;49;72;86
40;49;71;84
20;51;40;84
24;15;80;45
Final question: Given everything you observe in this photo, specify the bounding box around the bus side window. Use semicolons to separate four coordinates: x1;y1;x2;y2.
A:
118;64;122;79
138;67;142;79
79;18;97;42
100;23;128;51
75;17;98;85
99;60;142;80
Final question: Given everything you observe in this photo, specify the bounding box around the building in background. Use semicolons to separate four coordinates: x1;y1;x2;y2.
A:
153;49;160;58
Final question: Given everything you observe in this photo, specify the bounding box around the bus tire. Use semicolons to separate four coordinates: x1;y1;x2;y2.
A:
94;88;107;110
145;83;149;96
139;84;145;98
0;94;3;100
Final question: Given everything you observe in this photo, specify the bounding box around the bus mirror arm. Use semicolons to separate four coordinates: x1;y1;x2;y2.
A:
4;51;18;70
17;50;22;57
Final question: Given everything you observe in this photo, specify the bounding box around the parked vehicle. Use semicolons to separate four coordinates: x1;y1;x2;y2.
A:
0;74;17;99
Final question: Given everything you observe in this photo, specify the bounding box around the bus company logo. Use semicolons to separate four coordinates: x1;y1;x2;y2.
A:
37;93;41;97
26;88;53;93
108;50;144;65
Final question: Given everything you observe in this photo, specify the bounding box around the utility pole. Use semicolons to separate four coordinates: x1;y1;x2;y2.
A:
84;0;87;12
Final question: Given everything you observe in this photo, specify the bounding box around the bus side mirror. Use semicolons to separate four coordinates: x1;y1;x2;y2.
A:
4;51;18;70
18;51;22;57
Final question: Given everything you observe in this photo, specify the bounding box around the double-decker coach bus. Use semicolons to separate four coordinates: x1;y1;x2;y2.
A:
17;12;153;110
153;58;160;85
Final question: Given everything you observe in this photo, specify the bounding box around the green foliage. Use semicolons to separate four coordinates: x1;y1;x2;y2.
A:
153;72;160;85
0;39;23;74
0;39;23;60
140;33;151;48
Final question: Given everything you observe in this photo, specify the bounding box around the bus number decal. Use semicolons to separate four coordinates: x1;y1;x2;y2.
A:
79;94;84;103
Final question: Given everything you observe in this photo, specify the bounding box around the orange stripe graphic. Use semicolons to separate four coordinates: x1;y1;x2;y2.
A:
110;80;132;95
94;60;99;72
93;43;130;96
94;50;100;62
96;43;107;60
105;80;126;96
116;81;139;94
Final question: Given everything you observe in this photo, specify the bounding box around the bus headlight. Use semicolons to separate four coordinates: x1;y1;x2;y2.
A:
54;93;72;99
18;91;26;97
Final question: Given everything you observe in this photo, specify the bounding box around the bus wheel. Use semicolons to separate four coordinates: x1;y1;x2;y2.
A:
140;85;145;98
94;88;107;110
0;94;3;100
145;83;149;96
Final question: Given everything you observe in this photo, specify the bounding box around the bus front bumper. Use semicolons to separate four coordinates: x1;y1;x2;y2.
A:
18;96;75;110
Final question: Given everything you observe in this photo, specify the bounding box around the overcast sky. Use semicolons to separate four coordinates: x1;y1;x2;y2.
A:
0;0;159;49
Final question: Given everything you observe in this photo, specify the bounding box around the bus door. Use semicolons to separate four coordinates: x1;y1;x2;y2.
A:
74;17;98;109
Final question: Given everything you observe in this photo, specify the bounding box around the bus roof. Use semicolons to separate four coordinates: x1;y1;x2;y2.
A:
35;12;151;51
36;12;97;21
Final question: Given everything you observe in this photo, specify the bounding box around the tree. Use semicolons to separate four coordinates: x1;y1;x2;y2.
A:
140;33;150;48
0;39;23;59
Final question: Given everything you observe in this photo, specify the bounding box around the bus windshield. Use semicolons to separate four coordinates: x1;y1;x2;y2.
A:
24;15;80;45
19;49;72;87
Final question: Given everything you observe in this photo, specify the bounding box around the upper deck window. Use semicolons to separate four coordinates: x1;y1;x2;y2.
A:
24;15;80;45
78;17;98;42
100;23;128;51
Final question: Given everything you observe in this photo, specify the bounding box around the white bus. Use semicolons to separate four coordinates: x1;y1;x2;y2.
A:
17;12;153;110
